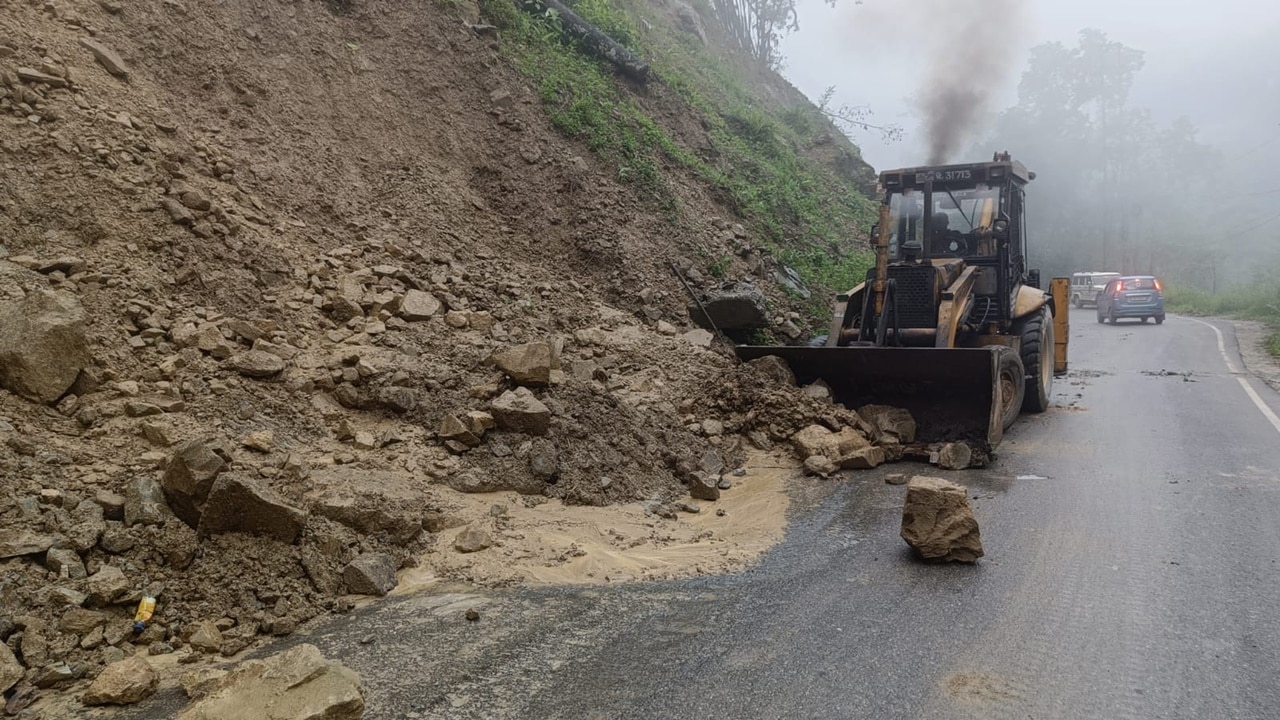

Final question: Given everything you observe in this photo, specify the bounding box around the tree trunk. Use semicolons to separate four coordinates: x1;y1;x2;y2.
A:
520;0;650;83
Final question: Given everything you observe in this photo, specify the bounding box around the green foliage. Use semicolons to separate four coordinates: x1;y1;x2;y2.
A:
572;0;638;46
776;245;874;328
481;0;674;195
1166;283;1280;357
778;246;874;293
708;255;731;279
639;30;877;248
707;0;801;69
479;0;878;306
1164;283;1280;319
779;105;817;138
724;106;780;152
476;0;520;27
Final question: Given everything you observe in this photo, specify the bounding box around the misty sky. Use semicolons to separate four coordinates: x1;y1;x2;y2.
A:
780;0;1280;172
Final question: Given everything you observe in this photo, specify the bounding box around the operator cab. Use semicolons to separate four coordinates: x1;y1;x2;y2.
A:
872;153;1037;329
888;185;1007;261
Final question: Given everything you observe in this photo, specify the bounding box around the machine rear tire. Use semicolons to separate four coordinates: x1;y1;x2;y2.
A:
1017;306;1053;414
1073;295;1082;308
998;348;1026;431
1156;314;1165;325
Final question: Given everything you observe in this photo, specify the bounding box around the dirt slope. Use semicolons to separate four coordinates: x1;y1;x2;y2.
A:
0;0;892;709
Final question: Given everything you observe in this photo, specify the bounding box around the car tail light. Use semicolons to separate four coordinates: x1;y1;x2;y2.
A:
1154;279;1163;291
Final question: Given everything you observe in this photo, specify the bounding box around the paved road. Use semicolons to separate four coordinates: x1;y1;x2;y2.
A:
127;314;1280;720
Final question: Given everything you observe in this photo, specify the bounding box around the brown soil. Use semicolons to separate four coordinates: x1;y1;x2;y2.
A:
0;0;891;711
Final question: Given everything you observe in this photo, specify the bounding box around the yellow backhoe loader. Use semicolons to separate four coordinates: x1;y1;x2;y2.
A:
737;153;1070;450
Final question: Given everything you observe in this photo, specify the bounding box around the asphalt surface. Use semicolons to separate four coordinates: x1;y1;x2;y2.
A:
123;313;1280;720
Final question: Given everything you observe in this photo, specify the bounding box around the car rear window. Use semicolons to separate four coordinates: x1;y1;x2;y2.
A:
1122;278;1158;290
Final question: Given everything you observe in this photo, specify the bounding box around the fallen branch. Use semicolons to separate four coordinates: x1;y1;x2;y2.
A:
818;86;902;142
519;0;650;83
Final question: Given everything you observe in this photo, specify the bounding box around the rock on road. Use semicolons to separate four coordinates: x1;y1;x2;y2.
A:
121;314;1280;720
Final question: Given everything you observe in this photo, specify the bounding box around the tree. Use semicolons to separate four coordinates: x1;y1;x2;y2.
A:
817;86;902;141
978;30;1232;289
710;0;831;69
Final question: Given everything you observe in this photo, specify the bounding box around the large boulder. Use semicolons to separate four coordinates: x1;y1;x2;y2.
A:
746;355;795;386
60;608;107;635
82;656;159;706
439;469;544;495
439;414;480;447
187;622;224;654
46;547;87;579
529;439;559;480
839;446;886;470
303;468;425;545
791;425;871;461
80;37;130;78
176;644;365;720
490;387;552;435
454;526;494;553
398;289;441;321
0;528;61;559
161;437;233;527
934;442;973;471
689;283;767;330
491;342;553;386
84;565;130;607
198;473;307;544
858;405;917;444
125;476;172;527
672;0;708;43
688;472;721;501
342;553;398;596
900;476;983;563
0;642;21;694
227;350;286;378
803;454;838;478
0;289;91;403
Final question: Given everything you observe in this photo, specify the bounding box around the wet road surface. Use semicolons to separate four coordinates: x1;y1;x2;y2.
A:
126;314;1280;720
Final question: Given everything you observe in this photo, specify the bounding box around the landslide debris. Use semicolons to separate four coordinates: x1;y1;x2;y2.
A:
0;0;888;709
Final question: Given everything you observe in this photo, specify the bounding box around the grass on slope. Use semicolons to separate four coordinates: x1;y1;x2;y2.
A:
1166;283;1280;357
471;0;875;324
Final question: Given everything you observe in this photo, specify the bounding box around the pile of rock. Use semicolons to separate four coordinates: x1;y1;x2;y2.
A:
0;2;933;710
787;402;917;479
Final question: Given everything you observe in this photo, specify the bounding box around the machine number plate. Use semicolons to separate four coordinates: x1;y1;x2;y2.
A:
916;170;973;182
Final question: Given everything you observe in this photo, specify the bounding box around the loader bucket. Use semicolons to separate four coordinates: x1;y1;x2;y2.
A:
735;345;1004;450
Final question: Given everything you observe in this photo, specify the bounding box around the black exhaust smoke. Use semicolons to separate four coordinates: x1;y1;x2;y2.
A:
917;0;1028;164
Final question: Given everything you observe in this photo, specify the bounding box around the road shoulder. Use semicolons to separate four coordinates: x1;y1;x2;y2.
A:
1230;319;1280;393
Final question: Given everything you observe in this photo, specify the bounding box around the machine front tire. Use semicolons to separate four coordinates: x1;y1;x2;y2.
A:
1017;306;1053;414
998;348;1026;431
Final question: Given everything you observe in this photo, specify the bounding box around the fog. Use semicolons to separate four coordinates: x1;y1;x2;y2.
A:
780;0;1280;289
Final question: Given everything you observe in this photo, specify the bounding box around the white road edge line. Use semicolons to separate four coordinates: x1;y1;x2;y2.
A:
1186;316;1280;437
